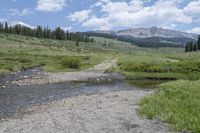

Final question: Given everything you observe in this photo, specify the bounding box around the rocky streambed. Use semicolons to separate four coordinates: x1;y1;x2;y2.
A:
0;62;173;133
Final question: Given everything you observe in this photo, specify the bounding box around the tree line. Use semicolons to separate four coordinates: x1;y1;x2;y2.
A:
84;32;186;48
0;22;93;42
185;35;200;52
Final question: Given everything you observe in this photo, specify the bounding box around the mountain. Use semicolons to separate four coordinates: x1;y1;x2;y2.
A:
116;27;197;39
86;27;198;48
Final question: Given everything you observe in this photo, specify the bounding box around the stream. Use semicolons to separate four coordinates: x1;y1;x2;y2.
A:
0;67;170;120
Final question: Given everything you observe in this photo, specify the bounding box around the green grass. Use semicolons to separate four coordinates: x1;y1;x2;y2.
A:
0;33;116;75
117;50;200;80
139;80;200;132
1;33;200;132
114;45;200;132
61;56;81;69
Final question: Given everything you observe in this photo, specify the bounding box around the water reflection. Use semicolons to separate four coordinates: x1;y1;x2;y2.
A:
127;79;171;89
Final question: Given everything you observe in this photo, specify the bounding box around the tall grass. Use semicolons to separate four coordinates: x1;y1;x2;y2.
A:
139;80;200;132
61;56;81;69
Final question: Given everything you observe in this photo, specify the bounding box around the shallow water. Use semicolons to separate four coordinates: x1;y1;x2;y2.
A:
127;79;171;89
0;67;170;120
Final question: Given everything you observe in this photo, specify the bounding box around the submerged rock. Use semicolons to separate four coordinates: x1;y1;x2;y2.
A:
1;86;6;89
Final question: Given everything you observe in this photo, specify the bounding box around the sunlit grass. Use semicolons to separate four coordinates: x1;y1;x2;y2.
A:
139;80;200;132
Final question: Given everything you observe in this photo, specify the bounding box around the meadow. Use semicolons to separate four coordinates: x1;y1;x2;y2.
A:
114;41;200;132
0;33;122;75
139;80;200;132
1;33;200;132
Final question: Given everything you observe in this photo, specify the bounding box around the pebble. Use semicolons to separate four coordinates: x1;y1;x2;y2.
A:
1;86;6;89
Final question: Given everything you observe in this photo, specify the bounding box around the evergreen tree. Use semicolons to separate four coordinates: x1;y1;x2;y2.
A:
36;26;43;38
198;35;200;50
76;40;79;47
185;42;190;52
193;42;198;51
4;22;8;33
0;23;3;32
189;41;193;51
0;21;92;42
55;27;65;40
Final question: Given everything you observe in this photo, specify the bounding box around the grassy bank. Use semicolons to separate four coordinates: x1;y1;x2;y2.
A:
116;48;200;132
139;80;200;132
117;50;200;80
0;33;119;75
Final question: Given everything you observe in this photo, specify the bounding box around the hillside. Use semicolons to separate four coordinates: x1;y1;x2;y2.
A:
0;33;183;76
85;27;198;48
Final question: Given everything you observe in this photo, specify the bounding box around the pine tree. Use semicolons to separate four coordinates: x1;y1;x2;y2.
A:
76;40;79;47
0;21;91;42
185;42;190;52
55;27;65;40
189;41;193;51
193;42;198;51
198;35;200;50
4;22;8;33
36;26;43;38
0;23;3;32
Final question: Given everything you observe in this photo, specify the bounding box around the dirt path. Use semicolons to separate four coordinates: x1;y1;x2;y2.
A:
11;59;120;86
0;90;171;133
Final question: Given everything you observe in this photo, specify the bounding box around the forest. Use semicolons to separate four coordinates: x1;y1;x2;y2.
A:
185;35;200;52
0;22;93;42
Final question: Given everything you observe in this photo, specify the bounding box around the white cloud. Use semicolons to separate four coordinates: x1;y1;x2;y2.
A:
187;27;200;34
78;0;192;30
184;0;200;15
9;8;34;16
82;16;111;30
68;0;200;32
68;10;91;22
10;21;35;29
101;1;128;13
94;2;103;7
36;0;66;12
61;26;72;31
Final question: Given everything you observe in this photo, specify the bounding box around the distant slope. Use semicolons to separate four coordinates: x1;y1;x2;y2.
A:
116;27;197;39
85;27;198;48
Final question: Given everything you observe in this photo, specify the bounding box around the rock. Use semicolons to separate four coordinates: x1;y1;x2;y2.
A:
1;86;6;89
6;81;10;85
16;84;21;86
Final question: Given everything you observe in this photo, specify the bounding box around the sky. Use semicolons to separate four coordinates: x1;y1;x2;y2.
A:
0;0;200;34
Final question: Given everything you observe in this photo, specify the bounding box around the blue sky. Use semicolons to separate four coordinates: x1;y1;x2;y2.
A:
0;0;200;34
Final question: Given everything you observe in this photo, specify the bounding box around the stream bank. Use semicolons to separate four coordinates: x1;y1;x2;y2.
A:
0;60;173;133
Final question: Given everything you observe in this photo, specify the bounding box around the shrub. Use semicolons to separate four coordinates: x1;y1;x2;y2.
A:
61;56;81;69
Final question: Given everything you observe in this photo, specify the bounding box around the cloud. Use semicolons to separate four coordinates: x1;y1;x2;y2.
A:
68;10;91;22
72;0;192;30
187;27;200;34
184;0;200;15
82;16;111;30
61;26;72;31
9;8;34;16
36;0;66;12
10;21;35;29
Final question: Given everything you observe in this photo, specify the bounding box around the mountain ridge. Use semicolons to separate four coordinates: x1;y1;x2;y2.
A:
93;27;198;40
85;27;198;48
